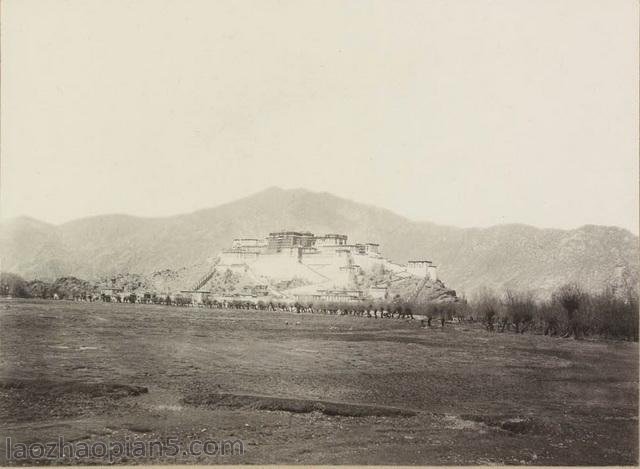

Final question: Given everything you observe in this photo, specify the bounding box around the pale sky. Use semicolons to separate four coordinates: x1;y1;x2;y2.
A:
1;0;638;233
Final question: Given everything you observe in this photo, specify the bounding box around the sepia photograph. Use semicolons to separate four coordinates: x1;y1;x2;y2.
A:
0;0;638;466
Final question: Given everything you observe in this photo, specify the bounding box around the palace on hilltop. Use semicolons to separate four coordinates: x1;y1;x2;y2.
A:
217;230;438;295
223;230;387;263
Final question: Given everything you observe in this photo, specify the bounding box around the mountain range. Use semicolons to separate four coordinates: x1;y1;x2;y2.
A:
1;187;637;297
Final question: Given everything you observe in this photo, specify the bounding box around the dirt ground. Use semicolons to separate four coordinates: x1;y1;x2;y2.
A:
0;299;637;465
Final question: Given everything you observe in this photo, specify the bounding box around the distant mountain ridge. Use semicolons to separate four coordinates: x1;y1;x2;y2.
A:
1;187;637;297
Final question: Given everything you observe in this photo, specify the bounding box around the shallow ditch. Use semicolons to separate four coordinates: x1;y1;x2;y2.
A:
183;392;416;417
0;378;148;399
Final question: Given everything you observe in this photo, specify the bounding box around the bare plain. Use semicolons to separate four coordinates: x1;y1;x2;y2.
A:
0;299;637;465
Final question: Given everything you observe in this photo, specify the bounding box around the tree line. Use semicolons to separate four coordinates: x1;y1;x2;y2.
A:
469;283;638;341
2;272;637;341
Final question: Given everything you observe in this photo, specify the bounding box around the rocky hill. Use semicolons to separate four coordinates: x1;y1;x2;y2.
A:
1;187;637;297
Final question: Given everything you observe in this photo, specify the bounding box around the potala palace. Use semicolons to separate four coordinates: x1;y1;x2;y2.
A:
205;230;440;302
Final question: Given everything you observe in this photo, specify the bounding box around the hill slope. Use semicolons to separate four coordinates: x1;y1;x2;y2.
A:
1;187;637;297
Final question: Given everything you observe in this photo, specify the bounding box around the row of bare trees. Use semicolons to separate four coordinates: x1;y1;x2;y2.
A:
118;284;639;342
472;283;638;341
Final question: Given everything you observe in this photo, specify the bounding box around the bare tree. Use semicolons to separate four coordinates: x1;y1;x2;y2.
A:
552;283;585;339
504;289;536;333
473;287;501;332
